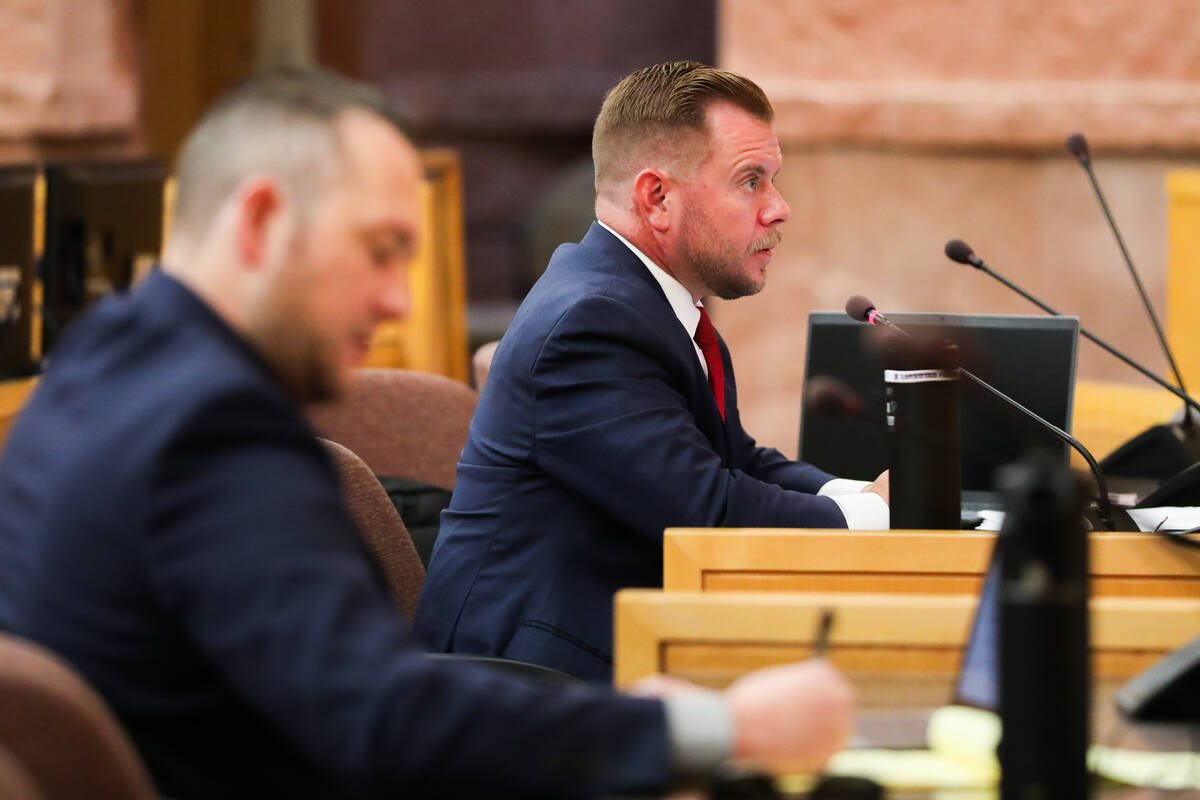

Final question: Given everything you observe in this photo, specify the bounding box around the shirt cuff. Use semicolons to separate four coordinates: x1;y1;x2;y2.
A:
826;491;890;529
662;691;734;776
818;478;871;496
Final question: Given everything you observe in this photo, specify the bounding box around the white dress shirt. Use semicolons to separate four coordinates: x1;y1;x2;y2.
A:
597;220;889;529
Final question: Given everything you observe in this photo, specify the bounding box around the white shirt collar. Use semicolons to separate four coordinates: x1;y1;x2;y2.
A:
596;220;703;341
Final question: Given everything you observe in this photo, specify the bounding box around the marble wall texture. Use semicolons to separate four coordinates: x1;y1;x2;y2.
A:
716;0;1200;458
0;0;140;161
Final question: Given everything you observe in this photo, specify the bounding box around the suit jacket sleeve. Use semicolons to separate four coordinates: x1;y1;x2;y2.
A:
531;295;847;537
720;330;837;492
145;388;672;797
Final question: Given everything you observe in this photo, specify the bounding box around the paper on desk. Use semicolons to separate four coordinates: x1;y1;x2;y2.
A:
823;707;999;789
815;705;1200;791
926;705;1000;778
1126;506;1200;533
973;507;1200;534
824;750;993;789
1089;746;1200;790
976;510;1005;531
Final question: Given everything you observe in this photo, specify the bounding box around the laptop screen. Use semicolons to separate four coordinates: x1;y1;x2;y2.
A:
799;312;1079;493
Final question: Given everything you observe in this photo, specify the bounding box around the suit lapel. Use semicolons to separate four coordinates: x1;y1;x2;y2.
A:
581;223;731;458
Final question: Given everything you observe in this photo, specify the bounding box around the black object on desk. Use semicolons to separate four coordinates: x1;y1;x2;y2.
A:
885;334;961;530
1116;633;1200;722
807;775;884;800
997;451;1090;800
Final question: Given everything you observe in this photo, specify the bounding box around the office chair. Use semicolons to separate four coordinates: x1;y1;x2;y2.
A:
0;745;46;800
308;367;476;491
320;437;426;622
0;632;157;800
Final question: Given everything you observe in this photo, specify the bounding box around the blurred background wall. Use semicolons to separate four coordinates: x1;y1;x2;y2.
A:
3;0;1199;457
715;0;1200;456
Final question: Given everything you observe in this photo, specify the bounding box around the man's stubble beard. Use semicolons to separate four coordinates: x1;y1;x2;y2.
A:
679;205;778;301
247;237;345;405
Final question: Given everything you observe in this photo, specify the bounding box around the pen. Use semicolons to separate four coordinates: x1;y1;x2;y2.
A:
813;608;835;658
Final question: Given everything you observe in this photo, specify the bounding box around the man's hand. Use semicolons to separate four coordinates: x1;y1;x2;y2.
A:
724;659;854;770
863;469;889;505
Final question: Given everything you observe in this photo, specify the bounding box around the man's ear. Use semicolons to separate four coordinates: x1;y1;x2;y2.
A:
632;168;674;233
233;176;286;267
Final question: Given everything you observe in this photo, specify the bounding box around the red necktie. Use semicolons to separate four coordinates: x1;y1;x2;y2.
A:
694;306;725;420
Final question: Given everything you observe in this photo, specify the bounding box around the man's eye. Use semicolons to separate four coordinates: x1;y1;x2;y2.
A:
745;177;759;191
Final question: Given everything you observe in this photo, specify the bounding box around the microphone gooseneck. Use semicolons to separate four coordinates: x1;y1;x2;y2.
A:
844;296;1125;530
1066;132;1192;432
942;240;1200;421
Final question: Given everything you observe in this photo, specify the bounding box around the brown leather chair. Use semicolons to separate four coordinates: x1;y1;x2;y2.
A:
308;368;477;491
320;438;426;622
0;633;157;800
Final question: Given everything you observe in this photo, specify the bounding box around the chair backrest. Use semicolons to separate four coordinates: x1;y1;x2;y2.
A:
0;632;158;800
320;438;426;622
308;368;477;490
471;340;499;391
0;745;46;800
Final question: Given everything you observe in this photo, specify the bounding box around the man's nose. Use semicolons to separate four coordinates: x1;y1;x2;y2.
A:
377;274;410;321
763;183;791;226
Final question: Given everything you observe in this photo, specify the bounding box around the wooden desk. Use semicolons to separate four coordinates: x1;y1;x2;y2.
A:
663;529;1200;598
0;377;37;454
613;590;1200;695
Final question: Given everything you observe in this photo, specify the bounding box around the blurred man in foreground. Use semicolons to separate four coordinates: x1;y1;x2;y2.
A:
0;68;852;798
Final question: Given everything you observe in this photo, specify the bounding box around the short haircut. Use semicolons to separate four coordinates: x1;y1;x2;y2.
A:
592;61;773;192
170;67;411;242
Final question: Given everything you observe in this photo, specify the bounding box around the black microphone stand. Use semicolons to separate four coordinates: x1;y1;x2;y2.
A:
1067;133;1194;433
963;257;1200;419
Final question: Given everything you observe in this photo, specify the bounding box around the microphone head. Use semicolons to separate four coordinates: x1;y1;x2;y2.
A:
1065;132;1090;163
944;239;980;267
845;295;876;323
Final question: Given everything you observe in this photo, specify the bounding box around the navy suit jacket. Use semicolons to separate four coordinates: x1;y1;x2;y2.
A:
415;223;846;682
0;270;672;799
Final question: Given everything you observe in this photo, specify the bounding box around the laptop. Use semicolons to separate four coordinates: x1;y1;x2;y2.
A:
799;312;1080;514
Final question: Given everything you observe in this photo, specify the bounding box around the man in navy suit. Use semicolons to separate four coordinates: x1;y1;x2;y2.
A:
0;68;855;797
415;62;890;681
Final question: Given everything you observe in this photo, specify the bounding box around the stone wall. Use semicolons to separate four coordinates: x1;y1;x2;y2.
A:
0;0;141;161
716;0;1200;458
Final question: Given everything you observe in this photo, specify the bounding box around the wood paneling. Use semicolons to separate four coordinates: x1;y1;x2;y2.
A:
362;149;469;382
135;0;256;162
663;529;1200;598
1167;170;1200;393
614;590;1200;690
0;378;37;453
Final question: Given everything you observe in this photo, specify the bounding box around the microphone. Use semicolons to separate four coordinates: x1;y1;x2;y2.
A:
1066;132;1193;432
846;296;1132;531
943;239;1200;421
845;295;903;335
1065;133;1089;166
